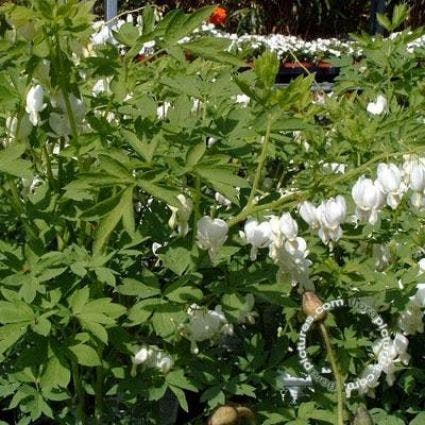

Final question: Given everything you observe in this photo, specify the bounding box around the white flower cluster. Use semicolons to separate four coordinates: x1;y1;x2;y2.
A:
357;333;410;397
299;196;347;244
180;304;233;354
241;213;312;290
133;344;174;373
351;156;425;226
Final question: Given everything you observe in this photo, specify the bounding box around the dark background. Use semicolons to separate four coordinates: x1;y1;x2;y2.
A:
94;0;425;38
0;1;424;38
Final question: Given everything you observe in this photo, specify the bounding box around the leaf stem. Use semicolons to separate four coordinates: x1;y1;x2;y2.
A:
246;115;273;208
319;322;345;425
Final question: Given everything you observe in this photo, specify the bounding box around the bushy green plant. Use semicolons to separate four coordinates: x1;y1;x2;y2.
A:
0;1;424;424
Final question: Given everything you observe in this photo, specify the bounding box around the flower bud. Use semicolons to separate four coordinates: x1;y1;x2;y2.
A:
302;291;326;321
209;406;238;425
352;405;373;425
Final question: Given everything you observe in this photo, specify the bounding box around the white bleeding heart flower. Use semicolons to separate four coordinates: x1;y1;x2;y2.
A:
235;94;250;106
182;304;231;354
373;333;410;386
25;85;46;126
91;24;114;45
157;102;171;120
316;196;346;243
299;201;320;230
318;195;346;229
376;163;407;209
376;163;402;192
168;194;193;236
92;78;111;96
133;345;174;373
49;112;71;137
155;353;174;374
367;94;387;115
403;156;425;208
277;212;299;241
197;216;228;261
411;283;425;309
352;176;385;224
134;346;152;365
5;115;32;140
215;192;232;208
269;233;312;291
243;219;272;260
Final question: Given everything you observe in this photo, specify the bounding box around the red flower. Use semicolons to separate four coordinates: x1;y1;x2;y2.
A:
209;6;227;25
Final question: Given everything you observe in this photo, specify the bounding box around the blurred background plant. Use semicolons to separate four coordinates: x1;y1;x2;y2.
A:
93;0;425;38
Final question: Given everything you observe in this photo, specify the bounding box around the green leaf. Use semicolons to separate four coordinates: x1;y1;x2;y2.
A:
31;317;51;336
69;344;101;367
376;14;392;32
391;4;409;30
410;412;425;425
113;22;139;47
0;323;27;355
68;287;90;314
137;179;180;207
165;285;203;303
159;242;193;276
166;369;198;392
82;320;108;344
181;37;245;66
40;354;70;389
93;187;134;254
0;143;32;178
127;298;159;325
165;6;215;42
0;301;34;324
168;385;188;412
122;128;158;163
254;51;280;90
118;275;160;298
80;193;124;221
142;5;155;33
186;142;206;169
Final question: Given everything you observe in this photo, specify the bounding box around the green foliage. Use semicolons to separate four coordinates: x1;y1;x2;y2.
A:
0;1;424;424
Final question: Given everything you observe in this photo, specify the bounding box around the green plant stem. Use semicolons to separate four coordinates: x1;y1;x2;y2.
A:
71;361;86;425
192;175;201;244
5;182;38;240
95;365;103;425
319;322;345;425
246;115;273;207
43;144;55;189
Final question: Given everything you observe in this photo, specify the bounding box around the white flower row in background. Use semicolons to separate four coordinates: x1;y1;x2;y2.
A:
89;14;425;62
